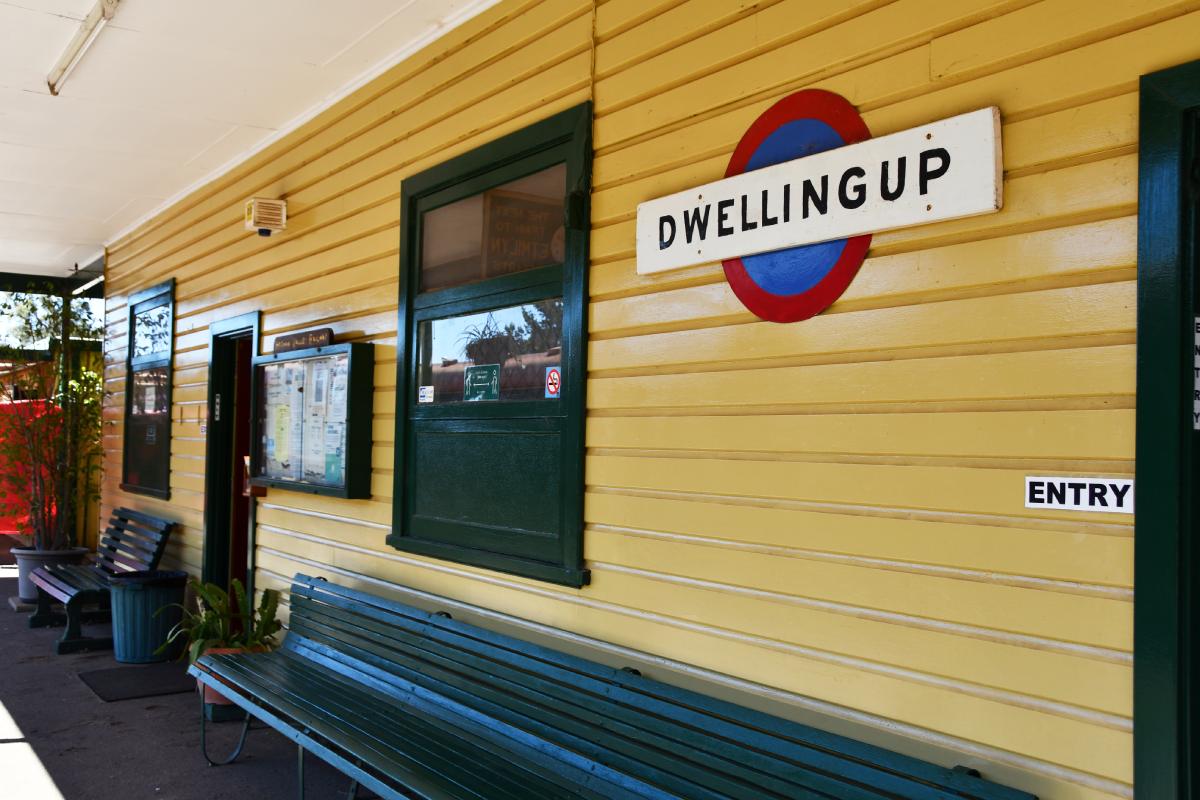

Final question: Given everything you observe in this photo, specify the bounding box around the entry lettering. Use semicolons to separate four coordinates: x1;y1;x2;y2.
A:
1023;476;1134;515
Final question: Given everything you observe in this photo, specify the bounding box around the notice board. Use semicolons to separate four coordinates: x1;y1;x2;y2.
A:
250;342;373;498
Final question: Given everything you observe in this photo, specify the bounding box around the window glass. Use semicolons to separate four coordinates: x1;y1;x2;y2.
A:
124;365;170;490
258;354;350;485
132;304;171;358
416;298;562;404
420;163;566;293
130;366;168;415
122;280;173;498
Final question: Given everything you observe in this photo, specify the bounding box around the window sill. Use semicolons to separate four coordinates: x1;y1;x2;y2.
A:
386;533;589;588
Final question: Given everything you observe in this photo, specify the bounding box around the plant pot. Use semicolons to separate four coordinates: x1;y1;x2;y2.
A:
11;546;88;603
194;646;266;705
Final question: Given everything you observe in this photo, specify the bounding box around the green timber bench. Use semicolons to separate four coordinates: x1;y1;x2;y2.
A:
29;507;175;654
190;573;1037;800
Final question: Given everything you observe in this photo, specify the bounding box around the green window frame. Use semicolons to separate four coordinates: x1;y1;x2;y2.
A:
121;278;175;499
1135;58;1200;798
389;103;592;587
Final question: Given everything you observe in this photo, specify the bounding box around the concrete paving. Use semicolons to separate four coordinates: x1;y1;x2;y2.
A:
0;554;351;799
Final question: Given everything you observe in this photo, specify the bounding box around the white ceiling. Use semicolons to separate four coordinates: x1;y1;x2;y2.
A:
0;0;498;278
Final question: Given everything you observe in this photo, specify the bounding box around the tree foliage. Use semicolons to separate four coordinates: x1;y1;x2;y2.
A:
0;290;103;550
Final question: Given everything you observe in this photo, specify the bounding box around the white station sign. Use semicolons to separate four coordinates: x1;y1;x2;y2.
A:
636;107;1002;275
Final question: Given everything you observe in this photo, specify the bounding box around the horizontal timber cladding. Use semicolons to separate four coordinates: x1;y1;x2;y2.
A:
95;0;1189;797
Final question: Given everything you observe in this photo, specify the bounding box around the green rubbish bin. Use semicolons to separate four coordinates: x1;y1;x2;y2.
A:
110;570;188;664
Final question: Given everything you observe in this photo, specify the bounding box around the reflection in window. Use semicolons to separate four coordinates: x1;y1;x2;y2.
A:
133;304;171;358
416;299;562;403
131;367;168;415
420;163;566;293
125;365;170;491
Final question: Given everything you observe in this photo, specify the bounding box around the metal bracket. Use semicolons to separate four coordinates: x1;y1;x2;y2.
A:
199;692;251;766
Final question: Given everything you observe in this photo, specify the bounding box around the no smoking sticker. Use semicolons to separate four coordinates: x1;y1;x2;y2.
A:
545;366;561;398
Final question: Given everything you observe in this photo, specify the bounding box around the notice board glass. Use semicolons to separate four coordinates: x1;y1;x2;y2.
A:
250;342;373;498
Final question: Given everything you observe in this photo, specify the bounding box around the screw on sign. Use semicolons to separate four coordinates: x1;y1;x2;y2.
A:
545;367;561;398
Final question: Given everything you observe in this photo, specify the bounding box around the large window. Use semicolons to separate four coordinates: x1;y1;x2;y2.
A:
389;104;591;587
121;279;174;498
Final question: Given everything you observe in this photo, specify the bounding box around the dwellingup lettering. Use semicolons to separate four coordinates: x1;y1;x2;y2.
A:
656;147;951;251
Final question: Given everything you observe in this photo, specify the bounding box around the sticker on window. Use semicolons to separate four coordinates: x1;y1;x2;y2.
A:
463;364;500;401
545;366;561;398
418;385;435;404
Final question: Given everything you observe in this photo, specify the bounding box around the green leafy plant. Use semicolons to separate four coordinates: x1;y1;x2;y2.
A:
458;313;519;367
0;289;103;551
159;578;282;663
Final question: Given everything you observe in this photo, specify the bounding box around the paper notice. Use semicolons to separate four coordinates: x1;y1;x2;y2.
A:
303;416;326;481
274;405;291;464
324;422;345;484
285;366;305;479
308;358;329;414
328;356;348;422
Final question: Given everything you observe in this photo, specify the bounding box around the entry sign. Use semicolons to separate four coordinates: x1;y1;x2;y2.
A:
1025;476;1134;515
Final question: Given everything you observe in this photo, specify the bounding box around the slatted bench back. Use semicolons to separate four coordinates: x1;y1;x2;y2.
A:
283;575;1033;800
95;508;175;576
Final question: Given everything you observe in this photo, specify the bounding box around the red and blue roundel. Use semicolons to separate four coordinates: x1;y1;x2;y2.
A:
723;90;872;323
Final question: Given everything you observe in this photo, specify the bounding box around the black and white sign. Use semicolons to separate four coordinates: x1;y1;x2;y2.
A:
1025;476;1134;514
636;107;1001;275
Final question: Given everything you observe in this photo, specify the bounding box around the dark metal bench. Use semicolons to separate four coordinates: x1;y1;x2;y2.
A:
191;573;1036;800
29;507;175;654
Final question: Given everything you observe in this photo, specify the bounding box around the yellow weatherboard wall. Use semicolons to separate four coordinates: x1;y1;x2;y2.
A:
99;1;1199;797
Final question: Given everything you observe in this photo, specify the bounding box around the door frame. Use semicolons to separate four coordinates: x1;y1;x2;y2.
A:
202;311;260;593
1135;59;1200;797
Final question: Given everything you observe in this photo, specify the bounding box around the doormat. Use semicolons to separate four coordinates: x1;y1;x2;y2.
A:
78;661;194;702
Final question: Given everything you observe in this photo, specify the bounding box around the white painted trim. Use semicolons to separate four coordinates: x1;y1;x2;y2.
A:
104;0;503;250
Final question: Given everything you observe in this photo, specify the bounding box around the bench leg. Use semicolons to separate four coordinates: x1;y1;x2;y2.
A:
297;745;305;800
53;599;112;655
28;588;66;628
199;692;251;767
81;607;111;624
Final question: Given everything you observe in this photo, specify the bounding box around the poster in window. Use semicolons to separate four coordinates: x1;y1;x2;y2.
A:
481;189;564;279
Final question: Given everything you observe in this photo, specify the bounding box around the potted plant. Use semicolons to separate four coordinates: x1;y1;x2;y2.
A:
160;578;282;705
0;290;103;602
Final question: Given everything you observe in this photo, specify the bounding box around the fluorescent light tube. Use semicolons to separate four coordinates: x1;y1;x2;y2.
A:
47;0;120;96
72;275;104;296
